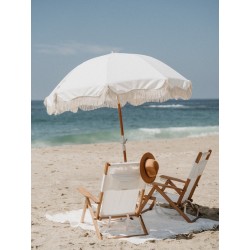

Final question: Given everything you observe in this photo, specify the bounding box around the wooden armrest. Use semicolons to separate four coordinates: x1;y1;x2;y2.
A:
159;175;186;183
152;182;183;192
77;187;100;203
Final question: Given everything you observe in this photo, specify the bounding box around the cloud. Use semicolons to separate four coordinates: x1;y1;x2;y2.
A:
35;41;122;56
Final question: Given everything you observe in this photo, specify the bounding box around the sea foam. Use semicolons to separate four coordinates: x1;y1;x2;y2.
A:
148;104;187;108
126;126;219;140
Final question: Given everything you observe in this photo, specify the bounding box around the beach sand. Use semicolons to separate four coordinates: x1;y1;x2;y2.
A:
31;135;219;249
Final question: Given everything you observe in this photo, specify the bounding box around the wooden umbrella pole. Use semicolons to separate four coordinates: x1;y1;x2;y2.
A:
117;97;127;162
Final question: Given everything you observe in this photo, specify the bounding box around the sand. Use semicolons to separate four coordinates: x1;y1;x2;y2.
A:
31;135;219;249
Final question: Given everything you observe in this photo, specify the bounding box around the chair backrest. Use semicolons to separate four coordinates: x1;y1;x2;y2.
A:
181;150;212;202
99;162;146;217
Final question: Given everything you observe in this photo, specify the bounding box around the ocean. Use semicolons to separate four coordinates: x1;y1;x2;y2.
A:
31;99;219;147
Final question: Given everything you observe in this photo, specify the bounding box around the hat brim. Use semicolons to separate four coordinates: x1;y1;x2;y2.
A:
140;152;157;183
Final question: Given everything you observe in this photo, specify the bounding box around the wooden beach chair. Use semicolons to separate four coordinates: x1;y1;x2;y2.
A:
77;162;148;240
141;150;212;222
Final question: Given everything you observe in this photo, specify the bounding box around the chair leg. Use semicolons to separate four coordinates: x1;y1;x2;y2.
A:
141;196;156;214
140;186;156;214
155;186;192;223
86;199;103;240
80;198;88;223
148;196;156;210
139;215;148;235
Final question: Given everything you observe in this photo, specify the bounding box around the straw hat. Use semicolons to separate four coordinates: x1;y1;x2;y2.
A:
140;152;159;183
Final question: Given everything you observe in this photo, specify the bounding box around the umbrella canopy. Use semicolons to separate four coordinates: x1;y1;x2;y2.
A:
44;53;192;161
45;53;192;115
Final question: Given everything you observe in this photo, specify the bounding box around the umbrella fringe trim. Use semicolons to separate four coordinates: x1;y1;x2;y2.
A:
45;83;192;115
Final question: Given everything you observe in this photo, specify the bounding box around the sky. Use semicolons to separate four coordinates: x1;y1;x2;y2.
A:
31;0;218;100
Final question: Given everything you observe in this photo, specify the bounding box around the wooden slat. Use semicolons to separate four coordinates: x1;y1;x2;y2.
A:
188;175;201;201
160;175;186;183
104;162;110;175
195;152;203;163
177;179;190;205
206;149;212;160
152;181;183;192
77;187;100;203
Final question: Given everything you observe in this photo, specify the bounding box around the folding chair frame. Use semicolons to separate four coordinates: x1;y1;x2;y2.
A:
141;150;212;223
78;163;148;239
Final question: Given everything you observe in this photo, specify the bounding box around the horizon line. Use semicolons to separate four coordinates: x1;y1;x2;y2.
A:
31;97;219;101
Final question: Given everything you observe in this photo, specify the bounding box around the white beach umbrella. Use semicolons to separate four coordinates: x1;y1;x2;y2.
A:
44;53;192;161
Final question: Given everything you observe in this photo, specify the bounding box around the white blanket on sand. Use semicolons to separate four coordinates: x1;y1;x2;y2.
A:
46;206;218;244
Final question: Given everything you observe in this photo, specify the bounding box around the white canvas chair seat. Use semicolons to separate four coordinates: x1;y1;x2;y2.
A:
78;162;148;239
141;150;212;223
